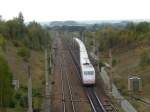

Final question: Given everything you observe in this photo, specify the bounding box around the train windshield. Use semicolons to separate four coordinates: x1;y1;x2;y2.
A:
84;71;94;75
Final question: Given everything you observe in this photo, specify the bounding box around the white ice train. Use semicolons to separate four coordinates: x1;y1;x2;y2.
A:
73;38;95;85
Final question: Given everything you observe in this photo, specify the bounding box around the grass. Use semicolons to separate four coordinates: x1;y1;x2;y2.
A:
102;46;150;112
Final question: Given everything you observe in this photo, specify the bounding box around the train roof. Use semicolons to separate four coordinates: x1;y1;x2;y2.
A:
81;63;95;71
74;37;92;65
73;38;87;52
73;37;95;72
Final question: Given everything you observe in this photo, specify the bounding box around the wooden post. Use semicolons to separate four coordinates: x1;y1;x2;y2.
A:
44;49;50;112
109;48;113;93
28;64;33;112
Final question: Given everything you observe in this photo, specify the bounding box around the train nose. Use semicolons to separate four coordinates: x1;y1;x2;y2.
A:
83;79;95;84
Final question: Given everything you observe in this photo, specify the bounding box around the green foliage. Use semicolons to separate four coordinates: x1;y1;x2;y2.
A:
112;59;117;67
0;13;51;50
19;96;27;108
27;21;50;49
85;22;150;52
15;92;21;100
12;40;23;47
32;88;41;97
0;34;6;50
139;51;150;66
6;16;26;40
0;55;13;108
17;46;30;61
98;61;105;68
9;87;28;109
9;98;17;108
0;20;9;38
0;12;50;111
136;22;150;33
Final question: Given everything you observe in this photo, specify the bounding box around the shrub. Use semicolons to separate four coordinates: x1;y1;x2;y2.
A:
17;46;30;61
15;92;21;100
20;85;28;92
19;96;27;108
32;89;41;97
12;40;23;47
139;51;150;66
112;59;117;67
0;34;6;50
98;61;105;69
9;98;16;108
0;55;13;108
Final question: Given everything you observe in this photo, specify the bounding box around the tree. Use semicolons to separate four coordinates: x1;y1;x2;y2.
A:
0;34;6;50
18;12;24;25
6;12;26;40
136;22;150;33
0;55;13;111
17;12;26;39
1;12;51;51
0;21;9;38
27;21;50;50
139;50;150;66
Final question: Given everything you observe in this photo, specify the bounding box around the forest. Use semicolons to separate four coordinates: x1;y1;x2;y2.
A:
0;12;51;111
84;22;150;51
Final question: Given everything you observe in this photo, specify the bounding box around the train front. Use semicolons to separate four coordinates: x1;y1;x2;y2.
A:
81;64;95;85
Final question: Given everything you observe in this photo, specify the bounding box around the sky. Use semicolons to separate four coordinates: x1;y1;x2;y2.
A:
0;0;150;22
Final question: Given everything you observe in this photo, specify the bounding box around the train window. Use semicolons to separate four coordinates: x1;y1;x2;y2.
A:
84;71;94;75
83;62;90;65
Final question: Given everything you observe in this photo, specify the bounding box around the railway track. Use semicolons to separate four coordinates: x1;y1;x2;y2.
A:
52;37;89;112
62;40;108;112
52;38;118;112
60;61;66;112
85;87;106;112
59;46;77;112
66;39;120;112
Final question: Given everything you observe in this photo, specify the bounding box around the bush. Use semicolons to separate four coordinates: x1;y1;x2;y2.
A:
32;89;41;97
0;34;6;50
15;92;21;100
98;61;105;69
112;59;117;67
17;46;30;61
9;98;16;108
139;51;150;66
20;85;28;92
0;55;13;108
12;40;23;47
19;96;27;108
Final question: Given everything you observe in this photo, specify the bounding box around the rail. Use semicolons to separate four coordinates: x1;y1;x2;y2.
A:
59;42;77;112
63;39;107;112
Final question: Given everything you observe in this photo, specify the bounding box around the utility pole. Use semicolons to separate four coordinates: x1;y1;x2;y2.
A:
109;48;113;93
44;48;50;112
93;36;96;55
28;63;33;112
80;31;84;43
96;37;100;72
